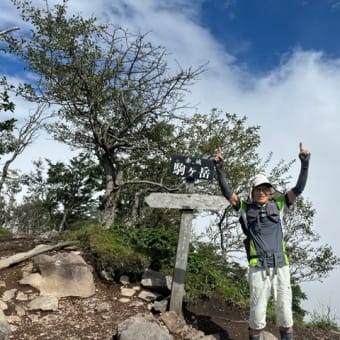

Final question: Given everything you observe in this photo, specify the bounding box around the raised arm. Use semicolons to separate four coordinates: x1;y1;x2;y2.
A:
286;142;311;205
214;147;240;209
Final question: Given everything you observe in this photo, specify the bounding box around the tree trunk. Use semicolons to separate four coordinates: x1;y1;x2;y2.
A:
58;207;69;232
125;189;142;227
101;155;124;229
218;210;227;258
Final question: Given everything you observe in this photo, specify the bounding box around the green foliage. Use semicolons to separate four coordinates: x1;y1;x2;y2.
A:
292;284;307;325
66;224;150;281
64;224;250;306
306;305;340;331
186;244;249;305
0;227;11;235
11;199;52;234
0;79;17;157
109;224;178;272
19;154;102;232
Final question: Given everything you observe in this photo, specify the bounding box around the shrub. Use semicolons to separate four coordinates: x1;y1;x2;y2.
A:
306;305;339;331
0;227;11;235
65;224;150;281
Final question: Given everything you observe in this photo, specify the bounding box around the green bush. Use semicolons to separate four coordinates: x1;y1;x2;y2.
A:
65;224;150;281
0;227;11;235
109;224;178;273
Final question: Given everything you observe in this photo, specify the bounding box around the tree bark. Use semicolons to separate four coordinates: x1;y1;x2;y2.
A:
101;154;125;228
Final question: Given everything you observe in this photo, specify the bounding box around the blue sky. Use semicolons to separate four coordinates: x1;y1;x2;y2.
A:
200;0;340;73
1;0;340;323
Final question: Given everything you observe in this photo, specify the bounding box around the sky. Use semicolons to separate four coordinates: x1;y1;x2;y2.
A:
1;0;340;324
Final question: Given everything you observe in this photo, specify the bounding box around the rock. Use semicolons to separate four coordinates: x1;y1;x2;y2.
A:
37;231;60;241
120;287;136;297
94;302;111;312
150;299;168;313
6;315;20;324
0;309;10;340
27;295;59;311
141;269;172;293
138;289;162;302
1;289;17;302
14;306;25;317
117;313;174;340
19;252;95;297
15;292;28;301
120;275;130;285
160;311;187;335
262;331;279;339
99;269;113;281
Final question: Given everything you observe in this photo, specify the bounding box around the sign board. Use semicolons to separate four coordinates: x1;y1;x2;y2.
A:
145;193;229;211
169;155;214;181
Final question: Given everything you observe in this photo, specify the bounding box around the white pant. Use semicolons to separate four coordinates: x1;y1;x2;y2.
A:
248;265;293;330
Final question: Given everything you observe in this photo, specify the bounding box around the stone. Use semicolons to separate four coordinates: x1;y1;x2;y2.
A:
150;299;168;313
19;252;95;298
119;275;130;285
14;306;25;317
160;311;187;335
27;295;59;311
15;292;28;301
138;289;162;302
117;313;174;340
0;309;10;340
120;287;136;297
141;269;171;293
261;331;279;340
94;302;111;312
2;289;17;302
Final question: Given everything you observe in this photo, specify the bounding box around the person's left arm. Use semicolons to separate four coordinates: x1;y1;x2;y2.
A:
286;142;311;205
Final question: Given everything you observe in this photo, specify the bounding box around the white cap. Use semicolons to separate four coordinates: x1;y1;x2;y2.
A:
249;174;272;188
248;174;273;200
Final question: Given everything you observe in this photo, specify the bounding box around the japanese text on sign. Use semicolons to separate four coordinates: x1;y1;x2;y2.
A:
169;155;214;181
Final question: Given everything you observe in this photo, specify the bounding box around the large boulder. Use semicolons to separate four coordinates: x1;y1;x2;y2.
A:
19;252;95;297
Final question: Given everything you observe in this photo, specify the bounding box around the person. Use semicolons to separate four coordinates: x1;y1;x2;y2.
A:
213;143;311;340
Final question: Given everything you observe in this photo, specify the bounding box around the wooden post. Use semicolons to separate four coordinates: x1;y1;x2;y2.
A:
169;179;194;314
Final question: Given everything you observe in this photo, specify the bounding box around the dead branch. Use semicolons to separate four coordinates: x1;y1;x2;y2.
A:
0;27;20;36
0;241;77;270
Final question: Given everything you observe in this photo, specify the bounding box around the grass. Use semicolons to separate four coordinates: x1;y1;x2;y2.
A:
306;305;340;331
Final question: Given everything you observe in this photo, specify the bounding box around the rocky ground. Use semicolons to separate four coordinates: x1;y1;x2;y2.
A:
1;234;340;340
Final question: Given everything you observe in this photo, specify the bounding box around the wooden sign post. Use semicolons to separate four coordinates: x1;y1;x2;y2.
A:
145;155;229;315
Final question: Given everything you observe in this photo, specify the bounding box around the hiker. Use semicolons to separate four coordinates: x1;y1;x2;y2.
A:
213;142;311;340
